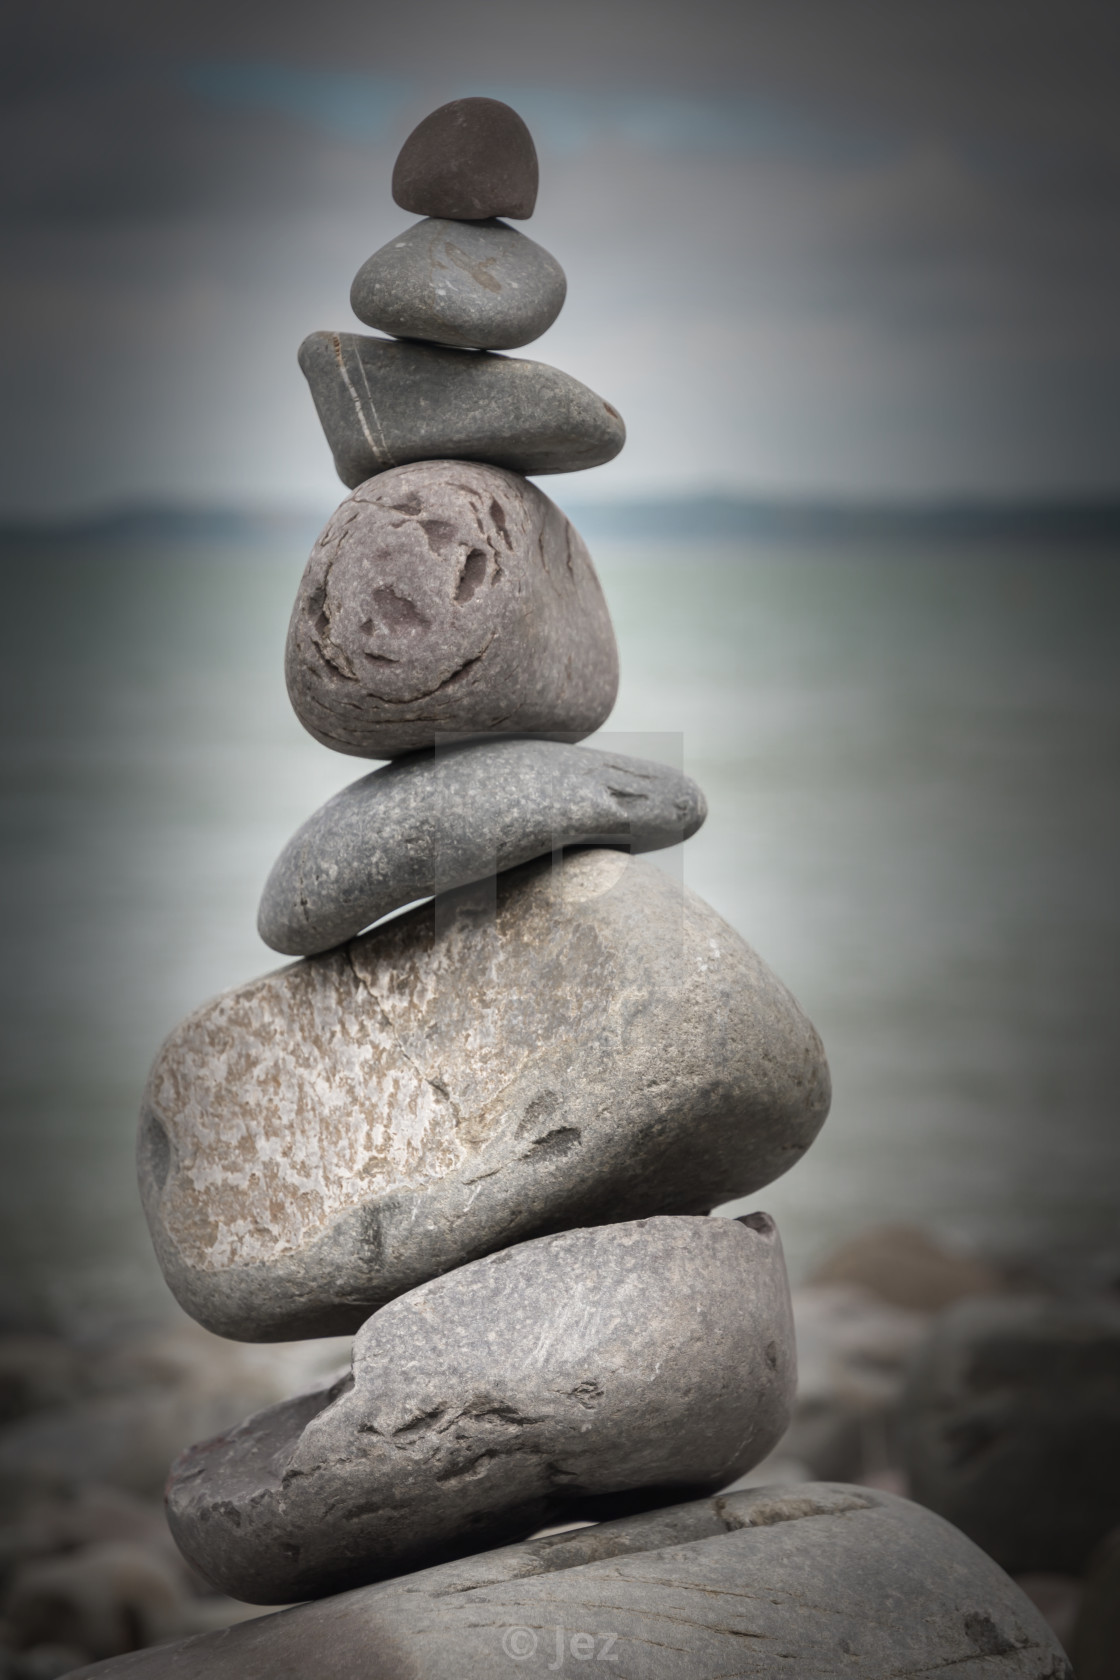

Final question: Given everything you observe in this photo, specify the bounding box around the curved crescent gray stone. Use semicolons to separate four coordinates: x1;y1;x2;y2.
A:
164;1215;796;1603
298;332;625;487
139;850;831;1341
257;740;707;956
284;462;618;760
68;1485;1072;1678
350;218;566;351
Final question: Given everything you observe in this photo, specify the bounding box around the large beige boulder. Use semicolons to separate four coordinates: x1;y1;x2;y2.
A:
139;850;830;1340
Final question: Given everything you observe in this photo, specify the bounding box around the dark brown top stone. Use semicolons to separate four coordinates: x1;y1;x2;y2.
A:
392;98;538;221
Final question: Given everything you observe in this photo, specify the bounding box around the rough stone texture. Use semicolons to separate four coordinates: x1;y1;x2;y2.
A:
165;1215;795;1603
900;1295;1120;1575
69;1485;1072;1677
284;463;618;759
391;97;538;221
258;739;706;956
298;333;625;486
350;218;565;351
139;849;831;1341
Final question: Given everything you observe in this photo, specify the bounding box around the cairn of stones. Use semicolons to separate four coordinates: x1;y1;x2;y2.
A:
112;101;1077;1680
135;97;807;1596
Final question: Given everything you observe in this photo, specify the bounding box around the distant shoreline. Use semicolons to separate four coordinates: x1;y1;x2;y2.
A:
3;494;1120;548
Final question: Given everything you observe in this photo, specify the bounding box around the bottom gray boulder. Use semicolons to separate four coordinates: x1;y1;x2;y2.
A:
70;1484;1071;1678
166;1216;794;1603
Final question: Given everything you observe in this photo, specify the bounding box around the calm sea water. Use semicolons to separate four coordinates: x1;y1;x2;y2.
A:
2;527;1118;1333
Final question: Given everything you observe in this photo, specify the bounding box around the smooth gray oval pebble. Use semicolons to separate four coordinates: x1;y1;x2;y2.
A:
165;1215;795;1603
258;739;706;956
284;461;618;760
139;850;831;1341
351;218;566;351
298;332;625;485
70;1485;1071;1678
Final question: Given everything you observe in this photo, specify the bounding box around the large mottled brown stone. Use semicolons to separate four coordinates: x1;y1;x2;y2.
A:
68;1486;1072;1678
284;462;618;759
165;1215;795;1602
139;850;831;1341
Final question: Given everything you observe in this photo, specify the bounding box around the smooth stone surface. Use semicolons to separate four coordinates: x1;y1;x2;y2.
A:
258;739;706;956
139;849;831;1341
69;1485;1072;1677
166;1215;795;1602
351;218;565;350
392;97;538;221
284;462;618;759
298;333;625;486
900;1295;1120;1575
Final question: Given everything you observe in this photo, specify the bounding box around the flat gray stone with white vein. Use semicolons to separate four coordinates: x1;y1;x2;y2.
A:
298;333;625;486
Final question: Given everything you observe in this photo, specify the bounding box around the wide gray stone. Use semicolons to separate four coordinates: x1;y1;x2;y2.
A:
165;1215;795;1603
68;1485;1072;1677
350;218;565;351
392;97;538;221
900;1295;1120;1575
298;333;625;486
139;849;831;1341
284;462;618;759
258;740;706;956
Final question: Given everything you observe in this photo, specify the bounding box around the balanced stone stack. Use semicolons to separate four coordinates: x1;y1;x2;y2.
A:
101;100;1072;1678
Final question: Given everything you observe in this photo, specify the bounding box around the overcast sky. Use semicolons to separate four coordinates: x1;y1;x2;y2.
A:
2;0;1118;514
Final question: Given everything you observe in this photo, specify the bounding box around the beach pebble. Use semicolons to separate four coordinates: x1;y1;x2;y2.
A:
140;849;831;1341
65;1485;1071;1678
0;1338;85;1427
779;1283;930;1482
0;1326;351;1502
284;462;617;759
392;97;538;221
166;1215;794;1603
0;1487;174;1578
1;1542;190;1663
351;218;565;350
299;333;624;485
807;1224;1005;1311
258;739;706;956
1;1646;89;1679
900;1295;1120;1574
1072;1526;1120;1680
